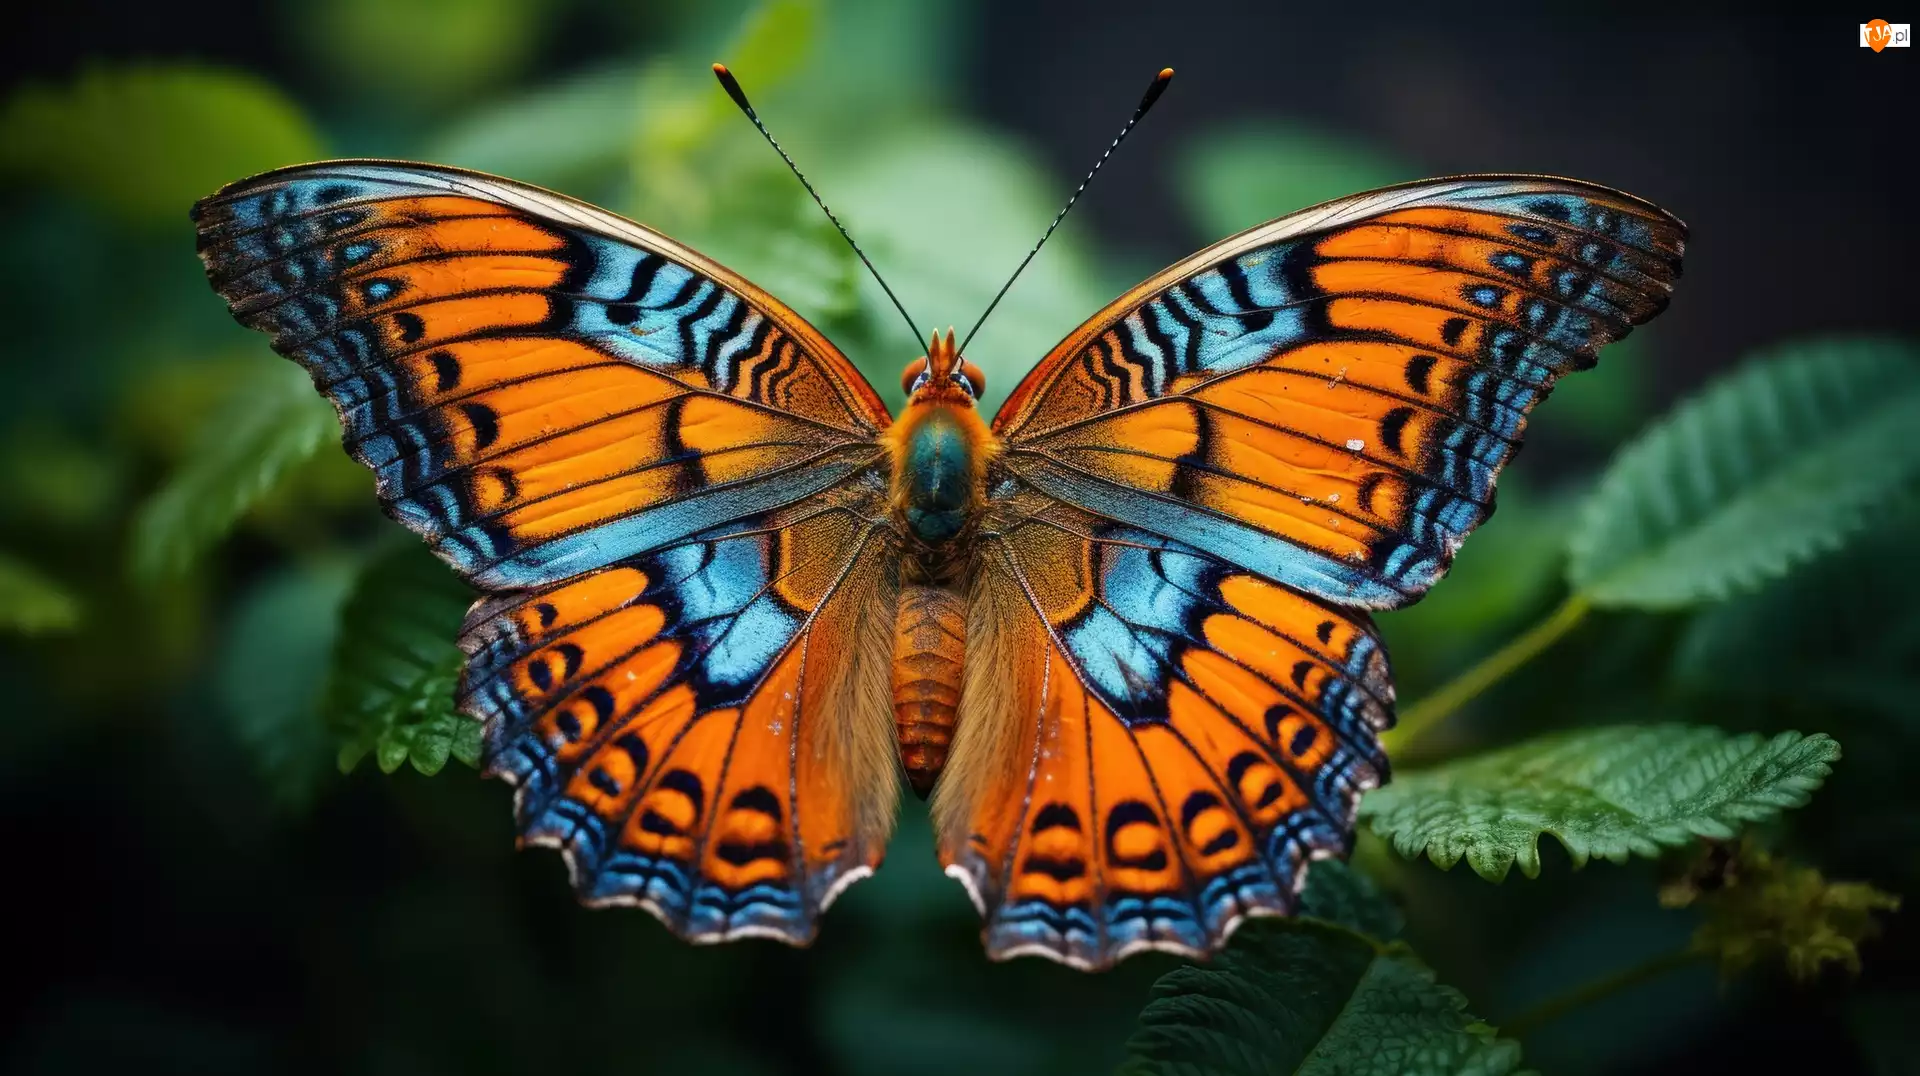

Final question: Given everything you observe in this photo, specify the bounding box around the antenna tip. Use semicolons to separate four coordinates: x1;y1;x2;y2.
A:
712;63;753;115
1135;67;1175;116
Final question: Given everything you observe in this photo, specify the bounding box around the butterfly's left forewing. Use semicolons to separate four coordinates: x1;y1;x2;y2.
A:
194;161;900;945
193;162;890;591
941;176;1685;967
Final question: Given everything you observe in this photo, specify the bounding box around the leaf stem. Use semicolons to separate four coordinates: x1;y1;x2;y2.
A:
1384;593;1592;753
1502;945;1705;1039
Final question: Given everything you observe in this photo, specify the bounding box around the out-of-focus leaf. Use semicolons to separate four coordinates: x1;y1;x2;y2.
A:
0;551;82;634
1567;338;1920;608
1673;499;1920;719
131;361;335;580
1362;726;1840;882
624;0;820;222
300;0;548;109
427;64;648;188
824;126;1111;410
656;0;816;155
325;542;478;776
1663;839;1900;982
1174;119;1418;240
1299;859;1405;940
215;560;356;809
0;65;321;226
1119;919;1527;1076
688;175;863;329
0;426;125;530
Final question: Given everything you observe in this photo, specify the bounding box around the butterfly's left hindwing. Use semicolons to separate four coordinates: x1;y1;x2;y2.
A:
459;490;899;943
939;176;1685;967
192;161;901;945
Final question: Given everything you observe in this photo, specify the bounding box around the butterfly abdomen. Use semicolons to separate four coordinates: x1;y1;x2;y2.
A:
891;584;967;798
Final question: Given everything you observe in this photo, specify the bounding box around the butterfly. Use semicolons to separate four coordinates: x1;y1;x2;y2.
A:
190;65;1684;970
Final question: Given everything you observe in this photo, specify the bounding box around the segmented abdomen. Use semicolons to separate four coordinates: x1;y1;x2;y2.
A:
892;584;966;798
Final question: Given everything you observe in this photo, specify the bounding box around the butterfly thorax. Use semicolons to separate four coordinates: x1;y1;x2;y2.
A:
882;330;998;570
881;331;997;796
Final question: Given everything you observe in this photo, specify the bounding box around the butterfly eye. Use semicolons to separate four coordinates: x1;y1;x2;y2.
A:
900;357;929;394
957;360;987;398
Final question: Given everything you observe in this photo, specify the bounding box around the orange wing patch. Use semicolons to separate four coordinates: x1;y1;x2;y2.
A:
992;176;1683;610
460;491;899;945
193;161;891;592
937;492;1390;968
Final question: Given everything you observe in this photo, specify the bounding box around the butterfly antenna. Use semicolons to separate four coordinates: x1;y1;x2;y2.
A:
958;67;1174;354
713;63;925;345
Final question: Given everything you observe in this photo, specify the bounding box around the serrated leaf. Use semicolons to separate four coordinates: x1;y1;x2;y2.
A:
325;542;479;778
131;361;336;580
0;551;81;634
1672;499;1920;720
1568;337;1920;608
0;64;321;226
1362;726;1841;882
1119;919;1527;1076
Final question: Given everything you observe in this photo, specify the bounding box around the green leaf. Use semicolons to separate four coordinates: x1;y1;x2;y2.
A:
300;0;548;109
215;560;356;809
1673;499;1920;719
0;64;321;226
822;125;1112;411
1119;919;1527;1076
1567;337;1920;608
1298;859;1405;940
0;551;81;634
1173;119;1418;240
324;542;479;777
131;361;336;580
1362;726;1841;882
427;63;649;188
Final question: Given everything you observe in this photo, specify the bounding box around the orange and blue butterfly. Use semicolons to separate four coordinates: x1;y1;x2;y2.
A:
190;65;1683;970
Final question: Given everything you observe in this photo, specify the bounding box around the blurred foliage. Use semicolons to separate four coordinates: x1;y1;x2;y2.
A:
1;2;1913;1074
0;549;82;634
130;360;336;580
1663;839;1901;983
0;65;321;227
1363;727;1839;882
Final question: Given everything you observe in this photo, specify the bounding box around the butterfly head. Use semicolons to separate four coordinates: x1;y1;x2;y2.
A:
901;327;987;407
